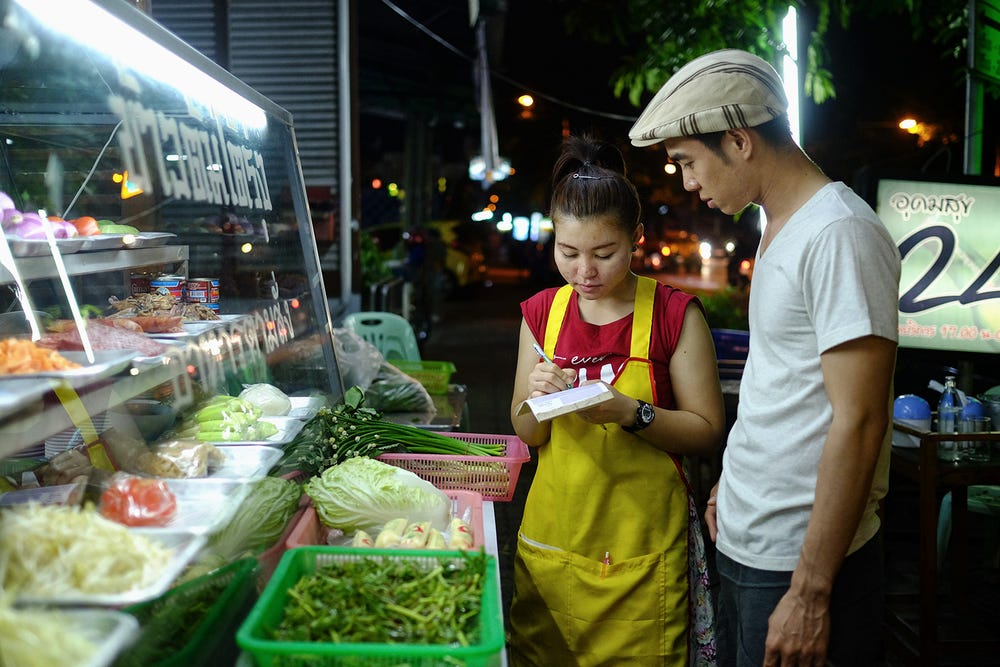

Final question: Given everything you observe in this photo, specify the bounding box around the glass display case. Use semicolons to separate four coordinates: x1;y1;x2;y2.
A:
0;0;345;460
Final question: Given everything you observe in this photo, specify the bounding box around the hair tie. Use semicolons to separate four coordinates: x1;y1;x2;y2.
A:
572;173;603;180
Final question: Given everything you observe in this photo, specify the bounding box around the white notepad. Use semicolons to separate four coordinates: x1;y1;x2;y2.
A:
516;382;613;422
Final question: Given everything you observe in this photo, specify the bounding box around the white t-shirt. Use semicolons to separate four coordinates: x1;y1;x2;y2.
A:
716;182;901;571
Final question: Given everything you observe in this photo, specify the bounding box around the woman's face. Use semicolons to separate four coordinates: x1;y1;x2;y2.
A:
553;213;637;300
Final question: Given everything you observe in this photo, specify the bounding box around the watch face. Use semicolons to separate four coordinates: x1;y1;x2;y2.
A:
638;401;655;425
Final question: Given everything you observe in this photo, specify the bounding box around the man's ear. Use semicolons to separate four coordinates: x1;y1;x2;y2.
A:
725;128;754;158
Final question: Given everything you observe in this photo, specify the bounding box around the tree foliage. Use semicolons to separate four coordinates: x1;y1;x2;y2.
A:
555;0;972;107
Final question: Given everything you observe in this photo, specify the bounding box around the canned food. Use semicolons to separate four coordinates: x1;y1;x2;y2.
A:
149;274;186;300
129;272;150;296
187;277;219;304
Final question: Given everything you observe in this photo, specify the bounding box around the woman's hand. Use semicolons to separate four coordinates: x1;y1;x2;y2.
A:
575;383;635;427
528;358;577;397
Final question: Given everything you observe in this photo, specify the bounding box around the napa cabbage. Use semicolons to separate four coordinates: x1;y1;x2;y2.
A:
304;457;451;533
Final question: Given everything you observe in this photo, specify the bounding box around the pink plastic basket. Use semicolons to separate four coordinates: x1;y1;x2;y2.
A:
286;489;485;550
377;432;530;502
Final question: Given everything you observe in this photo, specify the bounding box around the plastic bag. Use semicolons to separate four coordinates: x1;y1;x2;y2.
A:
365;361;436;416
333;327;383;391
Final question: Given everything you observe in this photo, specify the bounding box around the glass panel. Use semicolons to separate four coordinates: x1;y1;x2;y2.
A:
0;0;343;448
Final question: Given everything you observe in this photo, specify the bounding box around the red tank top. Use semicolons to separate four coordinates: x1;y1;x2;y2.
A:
520;282;697;409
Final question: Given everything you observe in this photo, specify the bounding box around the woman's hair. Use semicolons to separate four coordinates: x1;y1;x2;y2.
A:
549;135;641;234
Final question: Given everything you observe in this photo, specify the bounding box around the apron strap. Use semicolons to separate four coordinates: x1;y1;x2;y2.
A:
630;275;657;358
543;284;574;358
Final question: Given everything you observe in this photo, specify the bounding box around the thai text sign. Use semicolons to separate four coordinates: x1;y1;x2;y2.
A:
877;178;1000;353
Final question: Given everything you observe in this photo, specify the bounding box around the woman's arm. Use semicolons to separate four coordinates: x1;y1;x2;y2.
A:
574;302;726;457
509;318;576;447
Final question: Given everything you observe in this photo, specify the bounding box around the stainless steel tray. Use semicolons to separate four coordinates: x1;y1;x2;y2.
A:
287;395;327;420
130;478;251;535
210;445;282;479
148;314;242;339
15;530;206;607
203;416;305;447
0;349;137;388
9;237;85;256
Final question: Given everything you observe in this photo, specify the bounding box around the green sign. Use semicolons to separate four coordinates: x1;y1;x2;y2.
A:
974;0;1000;84
876;178;1000;354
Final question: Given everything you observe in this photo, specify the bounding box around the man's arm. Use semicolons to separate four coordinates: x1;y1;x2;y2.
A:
763;335;896;666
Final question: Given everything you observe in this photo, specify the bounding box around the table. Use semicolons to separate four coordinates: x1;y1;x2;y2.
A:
886;420;1000;665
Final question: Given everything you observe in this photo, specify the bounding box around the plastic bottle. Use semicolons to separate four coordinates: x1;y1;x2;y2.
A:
937;375;961;433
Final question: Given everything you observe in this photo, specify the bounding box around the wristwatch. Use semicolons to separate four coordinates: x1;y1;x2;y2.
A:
623;399;655;433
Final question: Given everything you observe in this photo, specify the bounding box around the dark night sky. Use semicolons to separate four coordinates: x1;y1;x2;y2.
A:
358;0;987;226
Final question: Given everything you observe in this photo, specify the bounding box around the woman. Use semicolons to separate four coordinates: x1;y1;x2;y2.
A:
509;135;725;666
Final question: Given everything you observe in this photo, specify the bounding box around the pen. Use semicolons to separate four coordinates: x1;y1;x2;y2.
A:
533;342;573;389
601;551;611;579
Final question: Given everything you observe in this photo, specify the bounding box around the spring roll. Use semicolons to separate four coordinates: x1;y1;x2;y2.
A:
399;521;431;548
425;527;447;549
351;530;374;547
374;518;407;548
447;516;474;550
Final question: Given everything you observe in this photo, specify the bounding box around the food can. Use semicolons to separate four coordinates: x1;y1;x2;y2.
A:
129;272;151;296
187;277;219;304
149;274;186;301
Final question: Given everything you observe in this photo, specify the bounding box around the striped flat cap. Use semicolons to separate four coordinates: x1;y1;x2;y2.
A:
629;49;787;147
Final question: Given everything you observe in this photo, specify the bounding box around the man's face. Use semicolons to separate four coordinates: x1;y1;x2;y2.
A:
662;135;752;215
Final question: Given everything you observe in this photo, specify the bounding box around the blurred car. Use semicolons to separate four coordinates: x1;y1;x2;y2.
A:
639;229;703;272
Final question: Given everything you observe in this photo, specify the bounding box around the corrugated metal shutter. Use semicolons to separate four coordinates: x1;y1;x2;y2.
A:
149;0;221;64
151;0;340;191
228;0;339;189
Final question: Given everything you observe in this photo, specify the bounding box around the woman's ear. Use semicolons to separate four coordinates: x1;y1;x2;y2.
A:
632;223;644;249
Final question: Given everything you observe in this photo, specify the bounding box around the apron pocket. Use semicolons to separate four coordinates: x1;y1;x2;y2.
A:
511;535;688;667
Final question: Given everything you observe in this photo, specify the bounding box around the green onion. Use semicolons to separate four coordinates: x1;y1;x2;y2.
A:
271;386;504;478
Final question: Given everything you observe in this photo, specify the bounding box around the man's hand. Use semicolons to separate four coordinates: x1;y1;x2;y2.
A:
704;483;719;542
763;587;830;666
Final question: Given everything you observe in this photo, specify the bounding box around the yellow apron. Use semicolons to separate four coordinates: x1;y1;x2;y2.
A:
510;276;692;667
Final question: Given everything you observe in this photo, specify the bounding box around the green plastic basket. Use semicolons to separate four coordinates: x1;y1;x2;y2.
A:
117;557;258;667
388;360;456;394
237;546;504;667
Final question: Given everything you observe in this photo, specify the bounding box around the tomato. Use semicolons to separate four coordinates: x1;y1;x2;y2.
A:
70;215;101;236
100;475;177;527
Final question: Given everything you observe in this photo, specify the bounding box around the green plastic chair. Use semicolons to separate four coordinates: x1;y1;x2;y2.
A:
342;311;422;361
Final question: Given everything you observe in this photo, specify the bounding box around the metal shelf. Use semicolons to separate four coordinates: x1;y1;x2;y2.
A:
0;362;185;460
0;245;189;284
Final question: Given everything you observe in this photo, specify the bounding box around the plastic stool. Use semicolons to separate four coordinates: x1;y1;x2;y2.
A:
342;311;421;361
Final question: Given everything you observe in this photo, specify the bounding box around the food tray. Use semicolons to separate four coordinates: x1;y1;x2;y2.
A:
285;489;485;550
210;445;283;480
15;530;206;607
0;607;140;667
149;314;243;339
1;349;137;387
388;359;456;394
377;432;530;502
286;395;327;421
119;557;257;667
127;478;251;535
237;547;504;667
8;237;85;256
203;417;305;447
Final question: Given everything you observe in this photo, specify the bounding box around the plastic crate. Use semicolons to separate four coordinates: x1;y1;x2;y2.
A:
377;432;530;502
285;489;485;550
388;359;456;394
237;546;504;666
118;557;258;667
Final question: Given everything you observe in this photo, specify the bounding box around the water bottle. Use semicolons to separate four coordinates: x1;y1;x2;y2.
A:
938;375;961;434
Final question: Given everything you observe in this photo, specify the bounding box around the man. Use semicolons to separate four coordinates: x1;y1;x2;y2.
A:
629;49;901;666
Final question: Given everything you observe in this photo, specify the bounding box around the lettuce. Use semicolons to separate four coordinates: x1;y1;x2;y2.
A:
304;457;451;533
